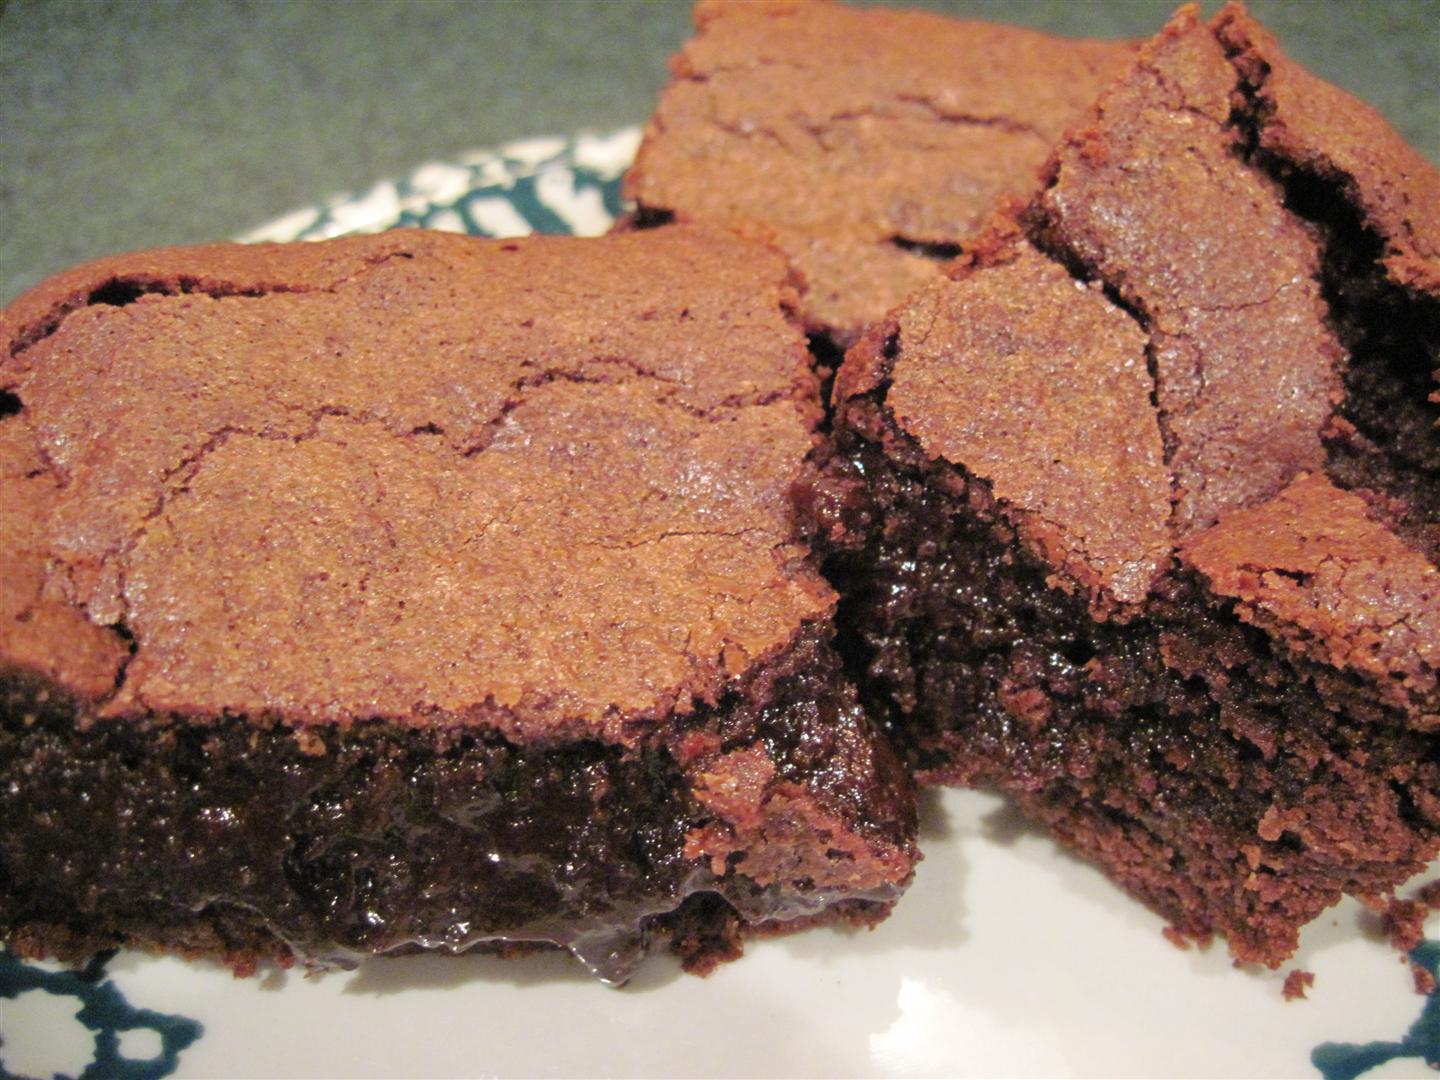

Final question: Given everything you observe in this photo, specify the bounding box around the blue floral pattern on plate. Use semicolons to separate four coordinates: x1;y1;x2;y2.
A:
0;952;201;1080
1312;941;1439;1079
237;128;638;244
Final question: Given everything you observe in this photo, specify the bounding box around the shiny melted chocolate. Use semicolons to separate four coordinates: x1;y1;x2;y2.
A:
1;633;912;986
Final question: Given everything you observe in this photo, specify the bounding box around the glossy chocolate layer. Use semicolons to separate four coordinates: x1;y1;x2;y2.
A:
1;630;915;985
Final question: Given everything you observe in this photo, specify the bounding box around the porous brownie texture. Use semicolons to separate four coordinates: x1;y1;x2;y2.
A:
0;228;917;983
815;3;1439;967
624;0;1132;345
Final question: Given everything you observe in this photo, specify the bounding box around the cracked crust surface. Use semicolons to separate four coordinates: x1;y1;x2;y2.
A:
624;0;1132;343
859;232;1171;611
0;227;835;744
839;2;1438;611
1182;474;1440;727
0;419;130;700
1031;4;1342;537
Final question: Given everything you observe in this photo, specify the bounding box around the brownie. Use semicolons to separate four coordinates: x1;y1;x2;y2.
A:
815;3;1439;967
623;0;1132;346
0;227;917;984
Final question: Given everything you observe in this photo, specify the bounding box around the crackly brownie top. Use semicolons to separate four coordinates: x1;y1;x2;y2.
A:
625;0;1131;342
857;228;1172;610
0;228;834;744
1032;2;1343;537
1183;474;1439;727
840;3;1439;614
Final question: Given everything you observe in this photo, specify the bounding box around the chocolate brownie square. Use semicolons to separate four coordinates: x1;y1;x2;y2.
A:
0;227;916;983
815;3;1439;966
624;0;1133;345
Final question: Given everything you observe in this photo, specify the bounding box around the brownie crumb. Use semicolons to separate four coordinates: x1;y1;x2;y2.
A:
1414;963;1438;997
1163;926;1194;951
1283;969;1315;1001
1383;899;1430;956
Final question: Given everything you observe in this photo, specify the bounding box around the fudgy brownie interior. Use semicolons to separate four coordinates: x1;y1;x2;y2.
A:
2;627;909;983
0;228;917;983
812;4;1439;966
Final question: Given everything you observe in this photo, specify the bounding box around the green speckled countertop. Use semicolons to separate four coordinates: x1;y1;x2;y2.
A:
2;0;1436;306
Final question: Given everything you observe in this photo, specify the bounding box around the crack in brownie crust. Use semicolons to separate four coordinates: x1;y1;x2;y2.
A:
624;0;1134;345
1027;10;1344;536
2;230;829;738
818;3;1440;967
877;225;1172;612
0;228;917;983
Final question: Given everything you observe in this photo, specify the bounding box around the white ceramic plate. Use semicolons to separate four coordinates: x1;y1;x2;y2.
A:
2;131;1436;1080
